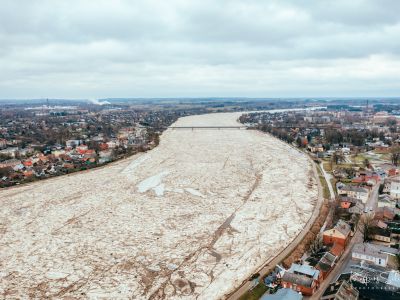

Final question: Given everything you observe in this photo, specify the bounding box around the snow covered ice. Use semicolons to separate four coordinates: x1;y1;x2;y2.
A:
0;112;318;299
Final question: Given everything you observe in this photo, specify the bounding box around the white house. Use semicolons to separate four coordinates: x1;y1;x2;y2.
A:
352;243;388;267
65;139;82;148
378;194;397;209
0;138;7;149
383;176;400;199
338;185;369;203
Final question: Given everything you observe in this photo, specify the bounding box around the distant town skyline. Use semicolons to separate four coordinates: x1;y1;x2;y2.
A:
1;0;400;98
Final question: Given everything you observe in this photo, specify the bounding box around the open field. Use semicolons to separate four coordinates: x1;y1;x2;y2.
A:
0;112;318;299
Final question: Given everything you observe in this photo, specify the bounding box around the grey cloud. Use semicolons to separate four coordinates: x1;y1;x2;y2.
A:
0;0;399;98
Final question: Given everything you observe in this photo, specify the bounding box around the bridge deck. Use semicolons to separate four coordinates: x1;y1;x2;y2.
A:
169;126;247;129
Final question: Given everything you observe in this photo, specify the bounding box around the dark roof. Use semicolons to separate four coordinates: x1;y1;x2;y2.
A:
316;252;336;272
322;280;359;300
281;272;313;288
371;226;391;237
316;261;331;272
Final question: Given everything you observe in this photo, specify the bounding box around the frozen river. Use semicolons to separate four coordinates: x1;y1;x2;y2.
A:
0;112;318;299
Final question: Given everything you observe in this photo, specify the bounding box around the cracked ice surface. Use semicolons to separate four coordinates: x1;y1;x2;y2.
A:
0;112;318;299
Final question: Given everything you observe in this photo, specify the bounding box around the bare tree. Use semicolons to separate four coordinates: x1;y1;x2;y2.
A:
363;158;370;168
359;214;374;242
332;151;344;165
309;233;323;255
391;147;400;166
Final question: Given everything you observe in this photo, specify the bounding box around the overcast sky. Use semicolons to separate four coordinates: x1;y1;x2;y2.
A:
1;0;400;99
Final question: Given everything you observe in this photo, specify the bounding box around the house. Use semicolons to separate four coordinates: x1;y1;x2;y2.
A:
383;176;400;199
315;252;337;279
323;220;352;247
374;207;395;221
65;139;82;148
352;171;380;186
378;194;397;209
98;150;113;164
375;169;387;180
106;140;118;148
260;288;303;300
343;262;400;299
52;149;66;157
352;243;388;267
0;138;7;149
372;219;388;229
76;145;89;154
308;144;324;153
0;147;18;158
339;196;358;209
321;280;359;300
388;168;398;177
333;169;348;179
0;158;22;169
348;201;364;215
339;196;362;210
365;243;400;257
338;185;369;204
83;149;97;159
370;227;391;244
99;143;109;151
281;264;321;296
23;170;34;178
22;160;33;167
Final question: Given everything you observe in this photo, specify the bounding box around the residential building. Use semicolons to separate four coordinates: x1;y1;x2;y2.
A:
315;252;337;279
0;138;7;149
383;176;400;199
0;158;22;168
352;243;388;267
323;220;352;246
370;227;391;244
65;139;82;148
339;196;358;209
321;280;359;300
378;194;397;208
338;185;369;203
374;207;395;221
281;264;321;296
348;201;364;215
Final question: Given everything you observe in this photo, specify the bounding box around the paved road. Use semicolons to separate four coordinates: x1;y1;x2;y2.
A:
308;183;379;299
227;157;324;300
366;183;380;211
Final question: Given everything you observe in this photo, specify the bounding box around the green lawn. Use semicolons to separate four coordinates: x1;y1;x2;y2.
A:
321;175;331;199
239;283;269;300
330;178;337;196
316;165;331;199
